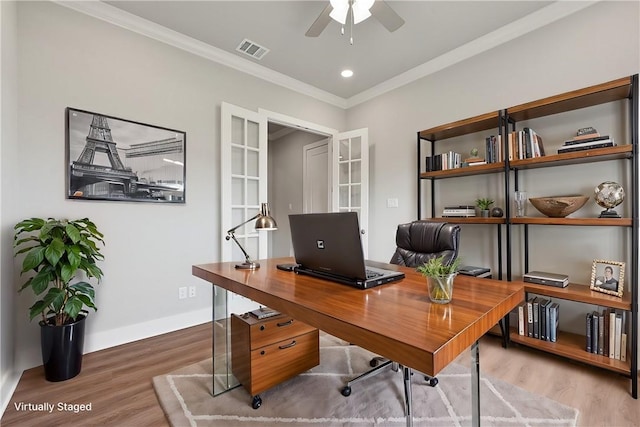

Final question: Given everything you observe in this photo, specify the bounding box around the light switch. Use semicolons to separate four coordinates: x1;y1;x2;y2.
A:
387;198;399;208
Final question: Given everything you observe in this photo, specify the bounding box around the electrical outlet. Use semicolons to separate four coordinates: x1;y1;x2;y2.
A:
188;286;196;298
178;287;187;299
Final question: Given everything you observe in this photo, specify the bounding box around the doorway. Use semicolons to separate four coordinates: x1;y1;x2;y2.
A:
267;123;329;257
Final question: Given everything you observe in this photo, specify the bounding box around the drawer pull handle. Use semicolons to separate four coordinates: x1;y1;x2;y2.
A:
277;319;294;327
279;340;297;350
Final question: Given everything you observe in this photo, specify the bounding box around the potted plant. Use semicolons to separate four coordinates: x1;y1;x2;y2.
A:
14;217;105;381
417;255;461;304
475;198;494;217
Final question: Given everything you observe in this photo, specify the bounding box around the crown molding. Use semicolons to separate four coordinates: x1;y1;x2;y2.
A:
53;0;348;109
55;1;596;111
346;1;599;108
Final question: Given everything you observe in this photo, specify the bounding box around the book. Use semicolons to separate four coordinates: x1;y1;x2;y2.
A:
549;302;559;342
562;135;610;145
614;311;622;360
532;297;540;339
603;309;609;357
557;140;615;153
621;333;627;362
518;303;525;336
539;299;550;341
591;310;598;354
249;306;280;320
458;265;490;276
586;312;593;353
609;310;616;358
526;298;534;337
597;311;604;355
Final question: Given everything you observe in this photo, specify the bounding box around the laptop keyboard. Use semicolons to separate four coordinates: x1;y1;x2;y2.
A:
365;269;383;279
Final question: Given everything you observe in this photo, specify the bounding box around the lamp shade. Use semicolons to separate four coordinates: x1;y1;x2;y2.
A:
255;203;277;231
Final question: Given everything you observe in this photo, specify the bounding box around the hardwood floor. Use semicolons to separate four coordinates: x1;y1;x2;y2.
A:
1;323;638;426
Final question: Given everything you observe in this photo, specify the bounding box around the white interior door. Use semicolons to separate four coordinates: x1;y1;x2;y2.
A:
303;139;329;214
332;129;369;257
221;102;268;263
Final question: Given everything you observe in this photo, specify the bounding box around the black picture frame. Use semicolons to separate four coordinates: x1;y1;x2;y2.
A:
66;107;186;203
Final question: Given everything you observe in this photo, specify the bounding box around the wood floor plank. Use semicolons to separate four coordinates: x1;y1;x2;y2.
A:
1;323;638;426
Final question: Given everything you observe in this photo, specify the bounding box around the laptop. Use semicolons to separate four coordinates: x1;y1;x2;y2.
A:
288;212;404;289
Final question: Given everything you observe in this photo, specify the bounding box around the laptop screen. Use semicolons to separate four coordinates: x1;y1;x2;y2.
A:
289;212;368;280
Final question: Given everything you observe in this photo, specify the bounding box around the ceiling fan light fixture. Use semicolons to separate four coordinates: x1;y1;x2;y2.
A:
353;0;375;24
329;0;349;24
330;0;375;25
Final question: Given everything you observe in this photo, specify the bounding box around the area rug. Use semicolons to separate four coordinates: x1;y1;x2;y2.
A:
153;334;578;427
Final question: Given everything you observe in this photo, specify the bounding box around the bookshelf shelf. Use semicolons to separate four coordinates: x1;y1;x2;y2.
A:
424;217;505;225
420;162;505;179
522;282;632;312
509;327;630;375
509;145;632;170
510;217;632;227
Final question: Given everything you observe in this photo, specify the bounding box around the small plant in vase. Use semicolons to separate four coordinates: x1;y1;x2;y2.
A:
417;255;461;304
475;198;494;217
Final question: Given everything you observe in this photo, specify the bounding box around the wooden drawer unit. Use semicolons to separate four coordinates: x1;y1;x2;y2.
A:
231;313;319;408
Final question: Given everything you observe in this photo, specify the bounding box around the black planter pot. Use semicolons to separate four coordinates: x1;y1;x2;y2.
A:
39;311;87;382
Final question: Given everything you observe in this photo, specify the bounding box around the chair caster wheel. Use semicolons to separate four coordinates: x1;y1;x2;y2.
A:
369;359;379;367
251;395;262;409
340;386;352;396
425;377;438;387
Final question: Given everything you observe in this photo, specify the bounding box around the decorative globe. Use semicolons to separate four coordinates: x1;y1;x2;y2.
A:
594;181;624;218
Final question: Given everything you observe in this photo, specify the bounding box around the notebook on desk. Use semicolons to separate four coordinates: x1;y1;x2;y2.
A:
288;212;404;289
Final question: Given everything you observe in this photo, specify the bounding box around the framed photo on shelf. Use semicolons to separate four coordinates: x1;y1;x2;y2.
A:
66;107;186;203
590;259;625;298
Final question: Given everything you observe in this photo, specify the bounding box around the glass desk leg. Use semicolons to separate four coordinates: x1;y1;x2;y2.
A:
212;284;240;396
471;340;480;427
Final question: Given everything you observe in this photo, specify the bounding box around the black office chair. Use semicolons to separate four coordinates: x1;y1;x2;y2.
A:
340;221;460;399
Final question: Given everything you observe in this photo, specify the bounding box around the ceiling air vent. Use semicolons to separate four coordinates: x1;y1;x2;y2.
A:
236;39;270;60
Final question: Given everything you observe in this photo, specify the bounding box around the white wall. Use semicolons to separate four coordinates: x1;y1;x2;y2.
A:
0;0;20;416
346;1;639;336
9;1;345;372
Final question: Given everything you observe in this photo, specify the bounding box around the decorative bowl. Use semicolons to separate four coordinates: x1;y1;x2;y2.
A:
528;195;589;218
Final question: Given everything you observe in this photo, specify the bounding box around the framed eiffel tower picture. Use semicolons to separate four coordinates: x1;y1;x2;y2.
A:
66;107;186;203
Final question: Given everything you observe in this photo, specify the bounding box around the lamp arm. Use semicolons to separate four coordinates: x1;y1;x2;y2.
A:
226;231;253;263
226;213;260;234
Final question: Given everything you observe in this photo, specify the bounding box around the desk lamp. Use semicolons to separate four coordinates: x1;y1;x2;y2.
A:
225;203;277;269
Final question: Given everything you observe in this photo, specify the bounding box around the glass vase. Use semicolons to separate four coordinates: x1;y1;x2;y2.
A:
426;273;456;304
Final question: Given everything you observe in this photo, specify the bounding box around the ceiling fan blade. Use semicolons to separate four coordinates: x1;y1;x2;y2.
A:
305;3;333;37
370;0;405;32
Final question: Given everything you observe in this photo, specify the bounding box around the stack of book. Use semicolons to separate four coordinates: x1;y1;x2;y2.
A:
523;271;569;288
586;309;628;361
558;127;615;153
485;135;503;163
518;297;559;342
458;265;491;278
442;205;476;217
461;156;486;167
508;127;545;160
425;150;462;172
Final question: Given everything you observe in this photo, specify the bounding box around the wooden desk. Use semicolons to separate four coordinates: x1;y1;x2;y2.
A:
193;257;524;426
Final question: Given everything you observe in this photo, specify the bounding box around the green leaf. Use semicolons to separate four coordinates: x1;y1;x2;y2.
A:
65;223;81;244
28;300;47;321
70;282;95;299
30;268;54;295
44;238;65;267
22;247;45;272
60;263;76;284
84;263;103;280
66;245;82;269
64;297;84;320
42;288;65;313
75;294;96;311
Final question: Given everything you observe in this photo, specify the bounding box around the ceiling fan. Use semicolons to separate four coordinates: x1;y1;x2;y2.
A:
306;0;405;44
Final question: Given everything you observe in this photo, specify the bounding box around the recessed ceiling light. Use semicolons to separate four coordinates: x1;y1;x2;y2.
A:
341;69;354;78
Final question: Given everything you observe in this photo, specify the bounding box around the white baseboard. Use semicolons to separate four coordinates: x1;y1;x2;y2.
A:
16;308;213;372
84;307;212;354
0;370;21;419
